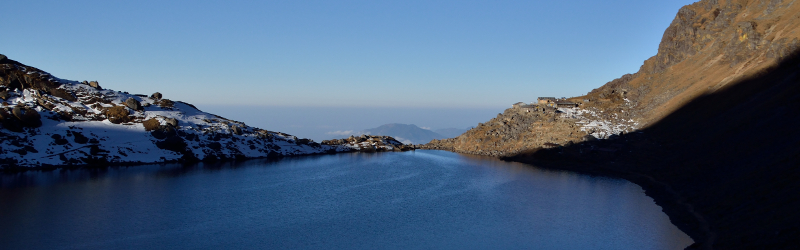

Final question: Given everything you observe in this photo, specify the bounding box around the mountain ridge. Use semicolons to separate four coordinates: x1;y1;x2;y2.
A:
506;48;800;249
0;55;406;169
423;0;800;248
425;0;800;156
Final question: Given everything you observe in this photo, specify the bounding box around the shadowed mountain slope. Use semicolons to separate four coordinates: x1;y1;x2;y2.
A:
426;0;800;156
422;0;800;248
505;49;800;249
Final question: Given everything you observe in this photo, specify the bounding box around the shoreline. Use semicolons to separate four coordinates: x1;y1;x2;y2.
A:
499;155;712;250
1;147;707;249
0;147;716;249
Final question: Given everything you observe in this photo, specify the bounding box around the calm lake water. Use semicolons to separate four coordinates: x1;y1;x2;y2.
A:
0;150;692;250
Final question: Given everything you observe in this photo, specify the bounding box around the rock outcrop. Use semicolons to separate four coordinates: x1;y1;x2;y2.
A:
0;54;398;168
82;80;101;89
423;101;637;156
124;97;142;111
322;135;414;152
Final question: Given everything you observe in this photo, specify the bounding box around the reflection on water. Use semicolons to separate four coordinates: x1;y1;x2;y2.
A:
0;150;693;250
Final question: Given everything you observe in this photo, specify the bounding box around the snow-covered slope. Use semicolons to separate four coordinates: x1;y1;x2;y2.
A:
556;100;639;140
0;55;372;168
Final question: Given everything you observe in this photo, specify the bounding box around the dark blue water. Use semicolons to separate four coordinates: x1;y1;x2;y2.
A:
0;150;692;250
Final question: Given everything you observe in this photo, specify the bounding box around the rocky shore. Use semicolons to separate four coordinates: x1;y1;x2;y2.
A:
420;101;637;157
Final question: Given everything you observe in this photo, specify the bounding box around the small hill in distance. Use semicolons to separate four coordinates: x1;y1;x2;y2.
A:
361;123;465;144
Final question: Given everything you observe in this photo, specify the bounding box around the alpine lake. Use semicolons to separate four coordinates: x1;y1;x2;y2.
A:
0;150;693;249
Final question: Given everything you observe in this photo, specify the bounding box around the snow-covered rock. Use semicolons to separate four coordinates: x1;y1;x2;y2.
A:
557;102;639;139
321;135;413;152
0;55;364;169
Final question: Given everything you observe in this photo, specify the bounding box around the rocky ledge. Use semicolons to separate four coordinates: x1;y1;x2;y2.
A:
419;102;637;157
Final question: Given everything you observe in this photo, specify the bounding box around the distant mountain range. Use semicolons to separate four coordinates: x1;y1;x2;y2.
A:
361;123;466;144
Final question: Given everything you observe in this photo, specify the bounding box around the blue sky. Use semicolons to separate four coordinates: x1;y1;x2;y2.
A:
4;0;700;139
3;0;696;109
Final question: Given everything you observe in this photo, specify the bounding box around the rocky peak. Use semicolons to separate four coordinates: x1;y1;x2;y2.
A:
586;0;800;125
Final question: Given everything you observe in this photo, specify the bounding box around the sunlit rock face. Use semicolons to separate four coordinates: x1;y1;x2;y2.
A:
426;0;800;156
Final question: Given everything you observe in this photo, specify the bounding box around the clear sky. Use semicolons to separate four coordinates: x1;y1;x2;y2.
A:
3;0;697;109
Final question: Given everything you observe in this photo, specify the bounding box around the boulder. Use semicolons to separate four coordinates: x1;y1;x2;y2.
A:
103;106;131;124
165;118;178;127
0;90;8;100
72;132;89;144
36;98;56;111
150;126;176;140
157;99;174;108
151;92;162;100
88;81;101;89
124;97;142;111
50;88;76;101
12;107;41;127
231;126;243;135
21;108;42;126
143;118;160;131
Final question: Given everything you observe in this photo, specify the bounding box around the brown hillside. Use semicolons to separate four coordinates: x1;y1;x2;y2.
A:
425;0;800;156
423;1;800;248
588;0;800;126
506;45;800;250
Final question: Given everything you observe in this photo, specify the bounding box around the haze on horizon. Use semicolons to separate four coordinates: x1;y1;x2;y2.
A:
2;0;696;139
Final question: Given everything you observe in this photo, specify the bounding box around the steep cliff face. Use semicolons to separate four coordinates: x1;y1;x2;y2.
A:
428;0;800;248
593;0;800;124
506;45;800;250
426;0;800;156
